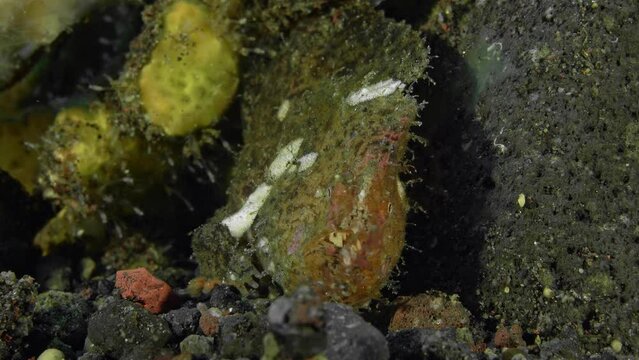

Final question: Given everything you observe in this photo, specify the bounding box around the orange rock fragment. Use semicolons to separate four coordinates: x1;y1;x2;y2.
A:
389;292;471;332
115;267;173;314
197;303;220;336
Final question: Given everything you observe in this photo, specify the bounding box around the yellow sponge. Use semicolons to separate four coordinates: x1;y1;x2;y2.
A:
138;0;239;136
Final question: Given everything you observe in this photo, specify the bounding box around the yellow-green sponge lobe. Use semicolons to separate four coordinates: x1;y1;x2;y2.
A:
138;0;239;136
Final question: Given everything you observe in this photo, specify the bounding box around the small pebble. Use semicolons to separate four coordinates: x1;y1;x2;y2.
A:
162;307;201;338
180;335;215;357
324;303;389;360
37;348;65;360
115;267;173;314
611;339;623;353
197;303;221;336
517;193;526;208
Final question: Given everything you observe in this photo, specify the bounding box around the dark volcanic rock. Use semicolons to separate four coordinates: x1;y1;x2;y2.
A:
324;303;389;360
162;306;200;339
456;0;639;353
34;291;91;348
208;284;253;314
267;287;326;358
266;292;388;360
218;312;267;359
86;299;170;360
387;328;477;360
77;353;107;360
179;334;215;358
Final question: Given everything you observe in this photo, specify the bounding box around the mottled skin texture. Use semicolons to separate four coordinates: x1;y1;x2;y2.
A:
193;1;428;306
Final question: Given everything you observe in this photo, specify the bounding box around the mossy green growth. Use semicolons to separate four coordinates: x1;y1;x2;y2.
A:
0;272;38;356
86;299;171;360
585;272;616;298
42;104;149;184
193;1;428;305
261;332;281;360
34;207;106;256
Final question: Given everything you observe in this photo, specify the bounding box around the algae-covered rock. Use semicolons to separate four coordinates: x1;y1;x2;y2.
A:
179;334;215;357
101;234;169;274
389;292;471;332
218;312;267;359
0;271;38;357
86;298;171;360
193;0;428;306
33;290;91;347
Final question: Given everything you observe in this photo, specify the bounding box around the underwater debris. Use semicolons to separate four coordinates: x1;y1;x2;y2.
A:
193;1;428;305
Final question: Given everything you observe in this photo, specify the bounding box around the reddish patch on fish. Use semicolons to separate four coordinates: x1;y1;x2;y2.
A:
295;117;410;305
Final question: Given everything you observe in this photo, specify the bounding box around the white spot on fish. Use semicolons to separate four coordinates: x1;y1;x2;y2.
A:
296;152;318;172
277;99;290;121
221;183;272;238
346;79;406;106
268;138;303;181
